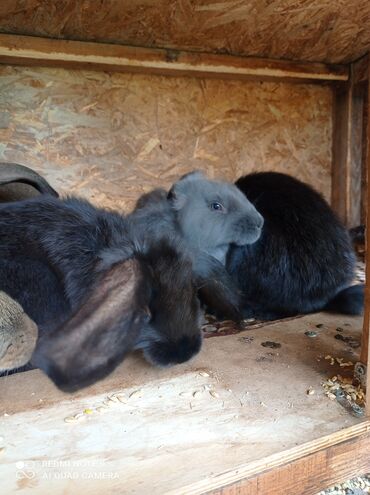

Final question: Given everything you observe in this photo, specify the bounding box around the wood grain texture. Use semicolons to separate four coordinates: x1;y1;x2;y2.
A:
0;65;333;212
361;78;369;224
0;1;369;64
207;433;370;495
0;312;364;494
332;84;352;224
331;59;368;227
0;34;349;83
349;85;365;227
353;54;370;85
353;56;369;227
361;63;370;414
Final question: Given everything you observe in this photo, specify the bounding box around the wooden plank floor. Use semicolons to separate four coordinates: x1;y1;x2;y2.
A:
0;312;365;494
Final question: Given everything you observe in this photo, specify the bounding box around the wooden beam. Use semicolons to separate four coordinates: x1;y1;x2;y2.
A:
361;58;370;415
352;54;370;85
173;422;370;495
362;82;369;223
0;34;348;83
331;58;368;227
332;83;352;224
208;432;370;495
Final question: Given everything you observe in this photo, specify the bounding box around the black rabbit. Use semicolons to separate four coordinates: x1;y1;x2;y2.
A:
0;195;202;391
227;172;363;320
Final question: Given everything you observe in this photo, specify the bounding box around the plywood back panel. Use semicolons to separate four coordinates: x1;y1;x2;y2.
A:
0;65;332;211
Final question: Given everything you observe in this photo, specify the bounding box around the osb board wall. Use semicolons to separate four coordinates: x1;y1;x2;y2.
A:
0;0;369;64
0;65;332;212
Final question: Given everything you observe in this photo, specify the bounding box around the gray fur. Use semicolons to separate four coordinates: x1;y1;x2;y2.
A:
132;171;263;264
131;171;263;320
168;171;263;263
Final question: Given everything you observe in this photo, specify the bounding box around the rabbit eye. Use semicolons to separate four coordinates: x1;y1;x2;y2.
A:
210;202;224;212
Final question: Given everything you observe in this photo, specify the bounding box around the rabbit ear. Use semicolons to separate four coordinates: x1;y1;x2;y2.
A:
167;186;186;211
178;170;205;183
0;163;58;197
32;258;149;392
167;170;206;211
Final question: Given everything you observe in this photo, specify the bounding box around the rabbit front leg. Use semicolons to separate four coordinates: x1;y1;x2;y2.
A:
191;250;243;322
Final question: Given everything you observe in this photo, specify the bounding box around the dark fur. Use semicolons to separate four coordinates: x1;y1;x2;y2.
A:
32;258;147;391
349;225;365;260
131;171;263;320
134;243;201;366
0;257;70;329
349;225;365;244
0;196;202;390
227;172;363;319
131;189;243;320
0;164;60;376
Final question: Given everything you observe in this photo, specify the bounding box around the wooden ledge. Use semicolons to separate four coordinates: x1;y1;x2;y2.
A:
0;34;349;83
208;428;370;495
